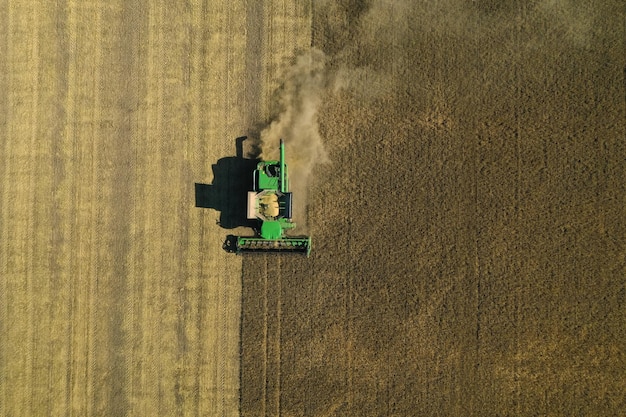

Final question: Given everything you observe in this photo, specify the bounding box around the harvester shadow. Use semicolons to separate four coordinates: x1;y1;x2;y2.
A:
195;136;259;231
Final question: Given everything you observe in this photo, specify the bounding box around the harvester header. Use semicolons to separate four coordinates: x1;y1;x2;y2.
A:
231;139;311;256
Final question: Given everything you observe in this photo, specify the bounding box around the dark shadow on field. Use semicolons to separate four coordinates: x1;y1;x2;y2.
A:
195;136;259;229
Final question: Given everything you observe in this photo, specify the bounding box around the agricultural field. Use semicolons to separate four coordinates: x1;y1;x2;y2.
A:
240;1;625;416
1;1;624;417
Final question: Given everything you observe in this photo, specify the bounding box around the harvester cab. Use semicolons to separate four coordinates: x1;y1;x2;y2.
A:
234;139;311;256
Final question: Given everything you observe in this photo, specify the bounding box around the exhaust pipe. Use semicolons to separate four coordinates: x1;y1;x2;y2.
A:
280;138;286;193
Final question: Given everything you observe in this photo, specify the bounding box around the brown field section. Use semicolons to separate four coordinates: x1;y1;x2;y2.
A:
0;1;309;416
241;1;626;416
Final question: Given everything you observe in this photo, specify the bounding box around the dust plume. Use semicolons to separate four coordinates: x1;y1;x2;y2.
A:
253;0;602;229
257;49;329;228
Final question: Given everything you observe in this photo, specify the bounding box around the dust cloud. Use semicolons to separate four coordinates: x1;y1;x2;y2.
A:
254;0;602;229
257;49;329;228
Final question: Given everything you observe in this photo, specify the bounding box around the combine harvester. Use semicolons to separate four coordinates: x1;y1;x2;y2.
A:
231;139;311;256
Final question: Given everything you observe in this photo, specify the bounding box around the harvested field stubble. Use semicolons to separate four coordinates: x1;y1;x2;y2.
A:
242;0;625;416
1;1;255;416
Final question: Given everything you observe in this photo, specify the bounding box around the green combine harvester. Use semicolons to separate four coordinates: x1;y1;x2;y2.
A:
234;139;311;256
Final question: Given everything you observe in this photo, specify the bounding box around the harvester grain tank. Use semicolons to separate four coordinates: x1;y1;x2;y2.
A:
234;139;311;256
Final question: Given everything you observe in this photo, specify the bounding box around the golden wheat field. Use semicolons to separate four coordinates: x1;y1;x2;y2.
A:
1;1;625;416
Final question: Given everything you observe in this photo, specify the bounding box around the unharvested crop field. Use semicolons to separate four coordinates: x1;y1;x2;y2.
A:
1;1;625;417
